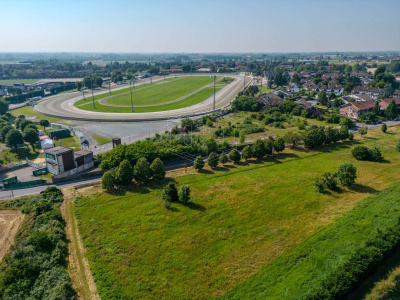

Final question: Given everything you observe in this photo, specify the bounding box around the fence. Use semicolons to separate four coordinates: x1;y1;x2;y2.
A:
52;169;105;184
26;158;46;169
3;179;47;190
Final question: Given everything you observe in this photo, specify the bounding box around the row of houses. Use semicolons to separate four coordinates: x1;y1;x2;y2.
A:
340;97;400;119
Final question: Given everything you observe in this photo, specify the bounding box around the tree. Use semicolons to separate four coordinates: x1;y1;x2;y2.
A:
372;101;380;116
231;96;259;112
39;119;50;131
178;185;191;203
193;156;205;171
206;119;213;127
284;131;301;147
252;139;266;159
292;73;301;85
182;64;191;73
82;76;93;89
102;171;115;190
345;65;353;74
340;117;354;128
219;152;228;164
0;98;9;115
23;128;39;151
273;137;285;153
0;125;12;142
228;149;241;163
239;131;245;144
358;124;368;138
385;100;398;120
336;163;357;187
339;125;349;141
205;138;218;151
381;123;387;133
317;90;328;105
344;83;354;94
181;117;196;131
94;76;103;87
264;139;274;155
328;92;336;100
6;129;23;151
116;159;134;185
163;182;178;207
75;81;83;91
133;157;152;185
207;152;219;168
241;145;253;160
151;158;165;180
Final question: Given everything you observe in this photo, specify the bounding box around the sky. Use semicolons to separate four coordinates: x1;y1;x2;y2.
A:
1;0;399;53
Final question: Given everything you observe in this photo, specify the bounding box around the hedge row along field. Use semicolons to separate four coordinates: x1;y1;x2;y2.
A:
0;187;77;299
225;183;400;299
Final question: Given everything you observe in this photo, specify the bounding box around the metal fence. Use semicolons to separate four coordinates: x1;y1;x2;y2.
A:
52;170;105;184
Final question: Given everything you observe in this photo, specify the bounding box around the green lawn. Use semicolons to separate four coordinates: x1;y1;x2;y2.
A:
9;106;66;125
0;144;44;165
0;79;37;85
74;126;400;299
92;135;111;145
57;136;81;150
73;78;177;106
75;78;230;113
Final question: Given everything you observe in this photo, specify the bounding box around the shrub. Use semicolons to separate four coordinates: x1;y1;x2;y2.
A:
102;171;115;190
206;119;213;127
322;172;338;190
336;163;357;187
397;140;400;152
358;124;368;137
370;147;383;162
228;149;241;163
219;152;228;164
232;96;259;111
340;117;354;128
133;157;152;185
241;145;253;160
151;158;165;180
352;145;371;161
178;185;191;204
326;114;340;124
381;123;387;133
193;156;205;171
116;159;134;186
314;178;326;193
207;152;219;168
239;131;245;143
264;139;274;155
163;182;178;207
348;132;354;140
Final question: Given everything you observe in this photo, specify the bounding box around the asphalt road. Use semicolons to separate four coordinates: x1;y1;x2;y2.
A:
34;74;251;122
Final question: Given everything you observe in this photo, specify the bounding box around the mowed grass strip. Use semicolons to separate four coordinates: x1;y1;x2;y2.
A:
75;78;229;113
74;126;400;299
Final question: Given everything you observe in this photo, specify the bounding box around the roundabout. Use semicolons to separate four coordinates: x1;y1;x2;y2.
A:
33;74;251;122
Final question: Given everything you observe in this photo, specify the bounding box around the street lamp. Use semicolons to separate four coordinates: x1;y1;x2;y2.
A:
130;79;134;112
91;77;96;109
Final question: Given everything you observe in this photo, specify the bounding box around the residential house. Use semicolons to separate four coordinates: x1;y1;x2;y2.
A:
295;99;313;109
263;93;285;106
379;97;400;110
340;100;377;119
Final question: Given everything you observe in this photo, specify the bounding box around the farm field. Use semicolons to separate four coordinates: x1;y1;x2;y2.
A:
76;78;230;113
74;125;400;299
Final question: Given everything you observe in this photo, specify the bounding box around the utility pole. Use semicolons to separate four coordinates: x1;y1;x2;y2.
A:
91;78;96;109
150;75;152;84
109;79;111;94
243;71;246;93
213;75;216;112
82;90;86;100
130;80;133;112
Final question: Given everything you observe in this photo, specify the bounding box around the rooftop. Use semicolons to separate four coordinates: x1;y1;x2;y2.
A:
45;146;73;155
74;149;92;158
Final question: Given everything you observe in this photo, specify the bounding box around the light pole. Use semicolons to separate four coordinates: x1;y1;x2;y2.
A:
243;71;246;93
91;78;96;109
130;80;133;112
213;75;216;113
82;90;86;101
109;79;111;94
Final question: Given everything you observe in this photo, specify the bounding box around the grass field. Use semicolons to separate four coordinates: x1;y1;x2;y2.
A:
92;135;111;145
9;106;66;124
76;79;229;113
0;79;37;85
74;126;400;299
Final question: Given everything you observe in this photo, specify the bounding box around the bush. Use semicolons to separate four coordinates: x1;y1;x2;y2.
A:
219;152;228;164
381;123;387;133
370;147;383;162
207;152;219;168
322;172;338;190
232;96;259;112
194;156;205;171
348;132;354;140
314;178;326;193
151;158;165;180
241;145;253;160
352;145;371;161
336;163;357;187
178;185;191;204
252;139;266;159
163;182;178;207
326;114;340;124
340;117;354;128
206;119;213;127
273;137;285;153
116;159;133;186
102;171;115;190
228;149;241;163
133;157;152;185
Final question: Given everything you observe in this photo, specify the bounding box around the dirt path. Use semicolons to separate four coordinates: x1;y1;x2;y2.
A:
62;186;100;300
0;210;23;262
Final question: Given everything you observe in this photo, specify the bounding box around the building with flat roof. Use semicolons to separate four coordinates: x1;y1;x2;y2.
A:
45;146;75;175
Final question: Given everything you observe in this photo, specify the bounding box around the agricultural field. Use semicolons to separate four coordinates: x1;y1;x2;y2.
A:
0;210;23;262
74;125;400;299
0;79;37;85
74;76;230;113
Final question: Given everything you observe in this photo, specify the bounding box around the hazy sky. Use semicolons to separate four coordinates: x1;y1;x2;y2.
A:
1;0;399;53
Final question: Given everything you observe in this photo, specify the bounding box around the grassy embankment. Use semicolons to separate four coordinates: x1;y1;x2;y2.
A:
74;125;400;299
75;77;230;113
92;135;112;145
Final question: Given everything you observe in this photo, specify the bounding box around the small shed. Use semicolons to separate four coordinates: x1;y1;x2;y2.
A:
74;150;93;167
